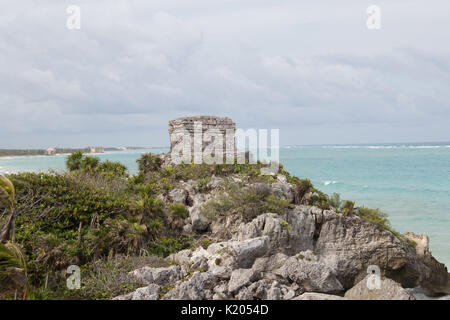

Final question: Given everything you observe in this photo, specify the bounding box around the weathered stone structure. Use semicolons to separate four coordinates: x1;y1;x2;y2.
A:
168;116;236;164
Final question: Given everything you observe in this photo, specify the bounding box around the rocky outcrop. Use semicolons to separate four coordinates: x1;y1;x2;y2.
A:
274;251;344;294
314;210;448;292
113;174;448;300
344;276;415;300
293;293;347;300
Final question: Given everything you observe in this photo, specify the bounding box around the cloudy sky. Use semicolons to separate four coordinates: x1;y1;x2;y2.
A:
1;0;449;148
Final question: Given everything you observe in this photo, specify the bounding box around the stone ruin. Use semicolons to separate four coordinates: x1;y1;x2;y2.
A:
168;116;237;164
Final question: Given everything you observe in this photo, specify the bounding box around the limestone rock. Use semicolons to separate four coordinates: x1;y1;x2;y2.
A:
293;293;347;300
344;276;415;300
130;265;183;285
168;188;187;204
234;209;315;255
314;210;448;293
207;236;270;269
161;271;217;300
275;251;344;294
228;268;261;294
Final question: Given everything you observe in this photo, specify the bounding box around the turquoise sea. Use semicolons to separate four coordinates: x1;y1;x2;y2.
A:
1;143;449;268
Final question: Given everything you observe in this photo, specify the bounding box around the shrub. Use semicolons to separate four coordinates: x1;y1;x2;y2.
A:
168;203;189;219
200;183;290;222
66;152;83;171
356;207;391;230
291;177;314;204
97;160;128;177
341;200;355;215
329;193;342;209
28;255;168;300
137;153;162;175
80;156;100;172
147;236;193;258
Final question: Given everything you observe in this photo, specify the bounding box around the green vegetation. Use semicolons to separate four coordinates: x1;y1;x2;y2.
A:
1;151;417;299
329;193;342;209
66;152;128;177
200;183;291;222
0;175;29;299
147;236;193;258
356;207;391;230
168;203;189;219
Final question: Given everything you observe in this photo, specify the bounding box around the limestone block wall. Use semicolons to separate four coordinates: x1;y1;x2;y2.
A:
168;116;236;163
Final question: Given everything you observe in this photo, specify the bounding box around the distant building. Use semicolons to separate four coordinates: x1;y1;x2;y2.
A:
45;147;56;155
89;146;104;154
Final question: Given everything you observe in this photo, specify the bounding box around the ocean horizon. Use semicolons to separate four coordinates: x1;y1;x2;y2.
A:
1;141;449;268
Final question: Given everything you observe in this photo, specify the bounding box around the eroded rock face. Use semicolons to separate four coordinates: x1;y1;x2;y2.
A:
130;265;183;285
344;276;415;300
168;188;187;204
162;271;217;300
228;269;261;294
314;210;448;292
274;251;344;294
233;209;315;255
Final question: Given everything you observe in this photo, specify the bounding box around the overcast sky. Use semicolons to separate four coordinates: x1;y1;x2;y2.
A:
1;0;449;148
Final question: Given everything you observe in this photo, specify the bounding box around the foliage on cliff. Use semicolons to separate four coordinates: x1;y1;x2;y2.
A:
0;152;412;299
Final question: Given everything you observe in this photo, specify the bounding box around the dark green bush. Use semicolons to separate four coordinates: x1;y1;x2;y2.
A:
137;153;163;175
356;206;391;230
147;235;193;258
200;183;290;222
168;203;189;219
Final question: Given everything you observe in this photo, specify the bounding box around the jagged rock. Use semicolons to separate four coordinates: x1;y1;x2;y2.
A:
315;210;448;293
189;206;210;233
169;188;187;204
120;178;448;300
207;236;270;269
183;223;193;234
283;288;296;300
277;174;287;184
266;281;282;300
130;265;183;285
112;284;160;300
403;232;429;257
344;275;415;300
234;209;315;255
131;284;161;300
275;250;344;294
293;293;347;300
213;283;229;300
247;280;271;300
167;249;192;265
161;271;217;300
270;182;294;201
228;268;261;294
236;287;254;300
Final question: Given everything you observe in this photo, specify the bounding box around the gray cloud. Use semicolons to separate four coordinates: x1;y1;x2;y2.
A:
1;0;449;148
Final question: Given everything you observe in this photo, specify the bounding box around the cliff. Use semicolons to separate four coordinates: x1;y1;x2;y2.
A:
114;169;448;300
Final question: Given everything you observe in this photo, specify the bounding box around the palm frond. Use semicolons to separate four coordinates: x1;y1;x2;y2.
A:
0;242;26;270
0;175;14;210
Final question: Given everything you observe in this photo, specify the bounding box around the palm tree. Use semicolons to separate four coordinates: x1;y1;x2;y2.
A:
0;241;28;299
0;175;28;299
66;151;83;171
0;174;15;242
